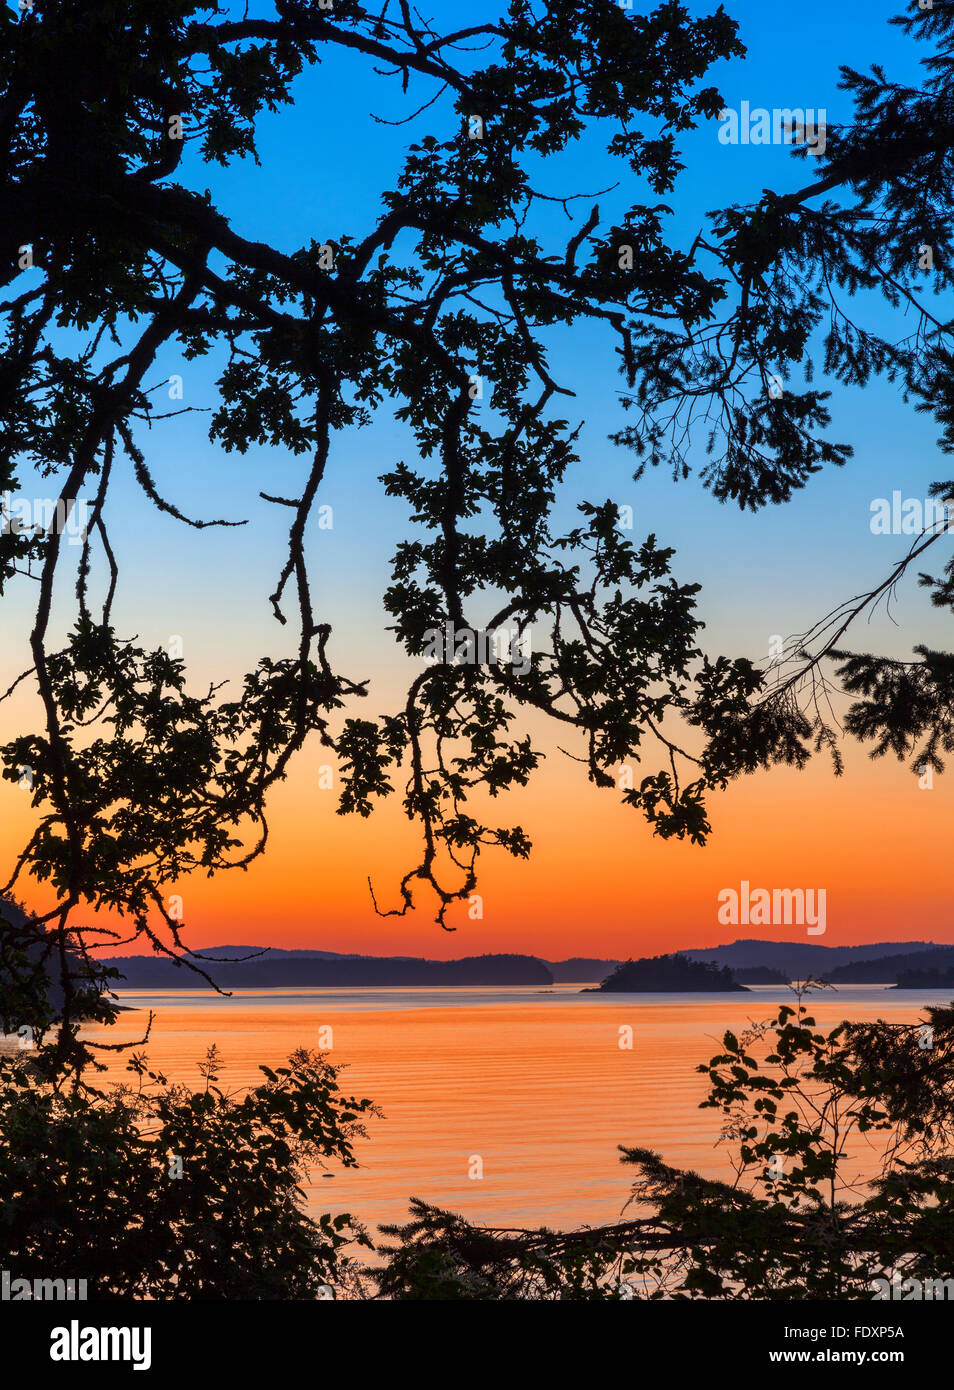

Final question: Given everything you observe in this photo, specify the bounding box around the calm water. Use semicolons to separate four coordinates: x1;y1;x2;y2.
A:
86;984;951;1237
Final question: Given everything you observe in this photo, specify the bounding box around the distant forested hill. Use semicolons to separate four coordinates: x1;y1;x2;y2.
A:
98;951;554;988
825;946;954;984
685;940;936;979
546;957;620;982
95;938;953;991
895;965;954;988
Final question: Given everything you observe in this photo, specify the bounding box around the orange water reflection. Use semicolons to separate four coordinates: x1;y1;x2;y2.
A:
87;989;938;1237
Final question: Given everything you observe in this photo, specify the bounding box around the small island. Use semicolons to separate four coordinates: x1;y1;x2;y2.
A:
591;952;748;993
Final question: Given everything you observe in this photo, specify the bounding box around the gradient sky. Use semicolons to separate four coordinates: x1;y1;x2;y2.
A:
2;0;951;958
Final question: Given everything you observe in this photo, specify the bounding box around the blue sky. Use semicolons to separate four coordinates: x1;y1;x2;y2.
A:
104;0;948;682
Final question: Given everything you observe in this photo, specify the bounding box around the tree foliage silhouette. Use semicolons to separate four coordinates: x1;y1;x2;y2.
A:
0;1032;377;1298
